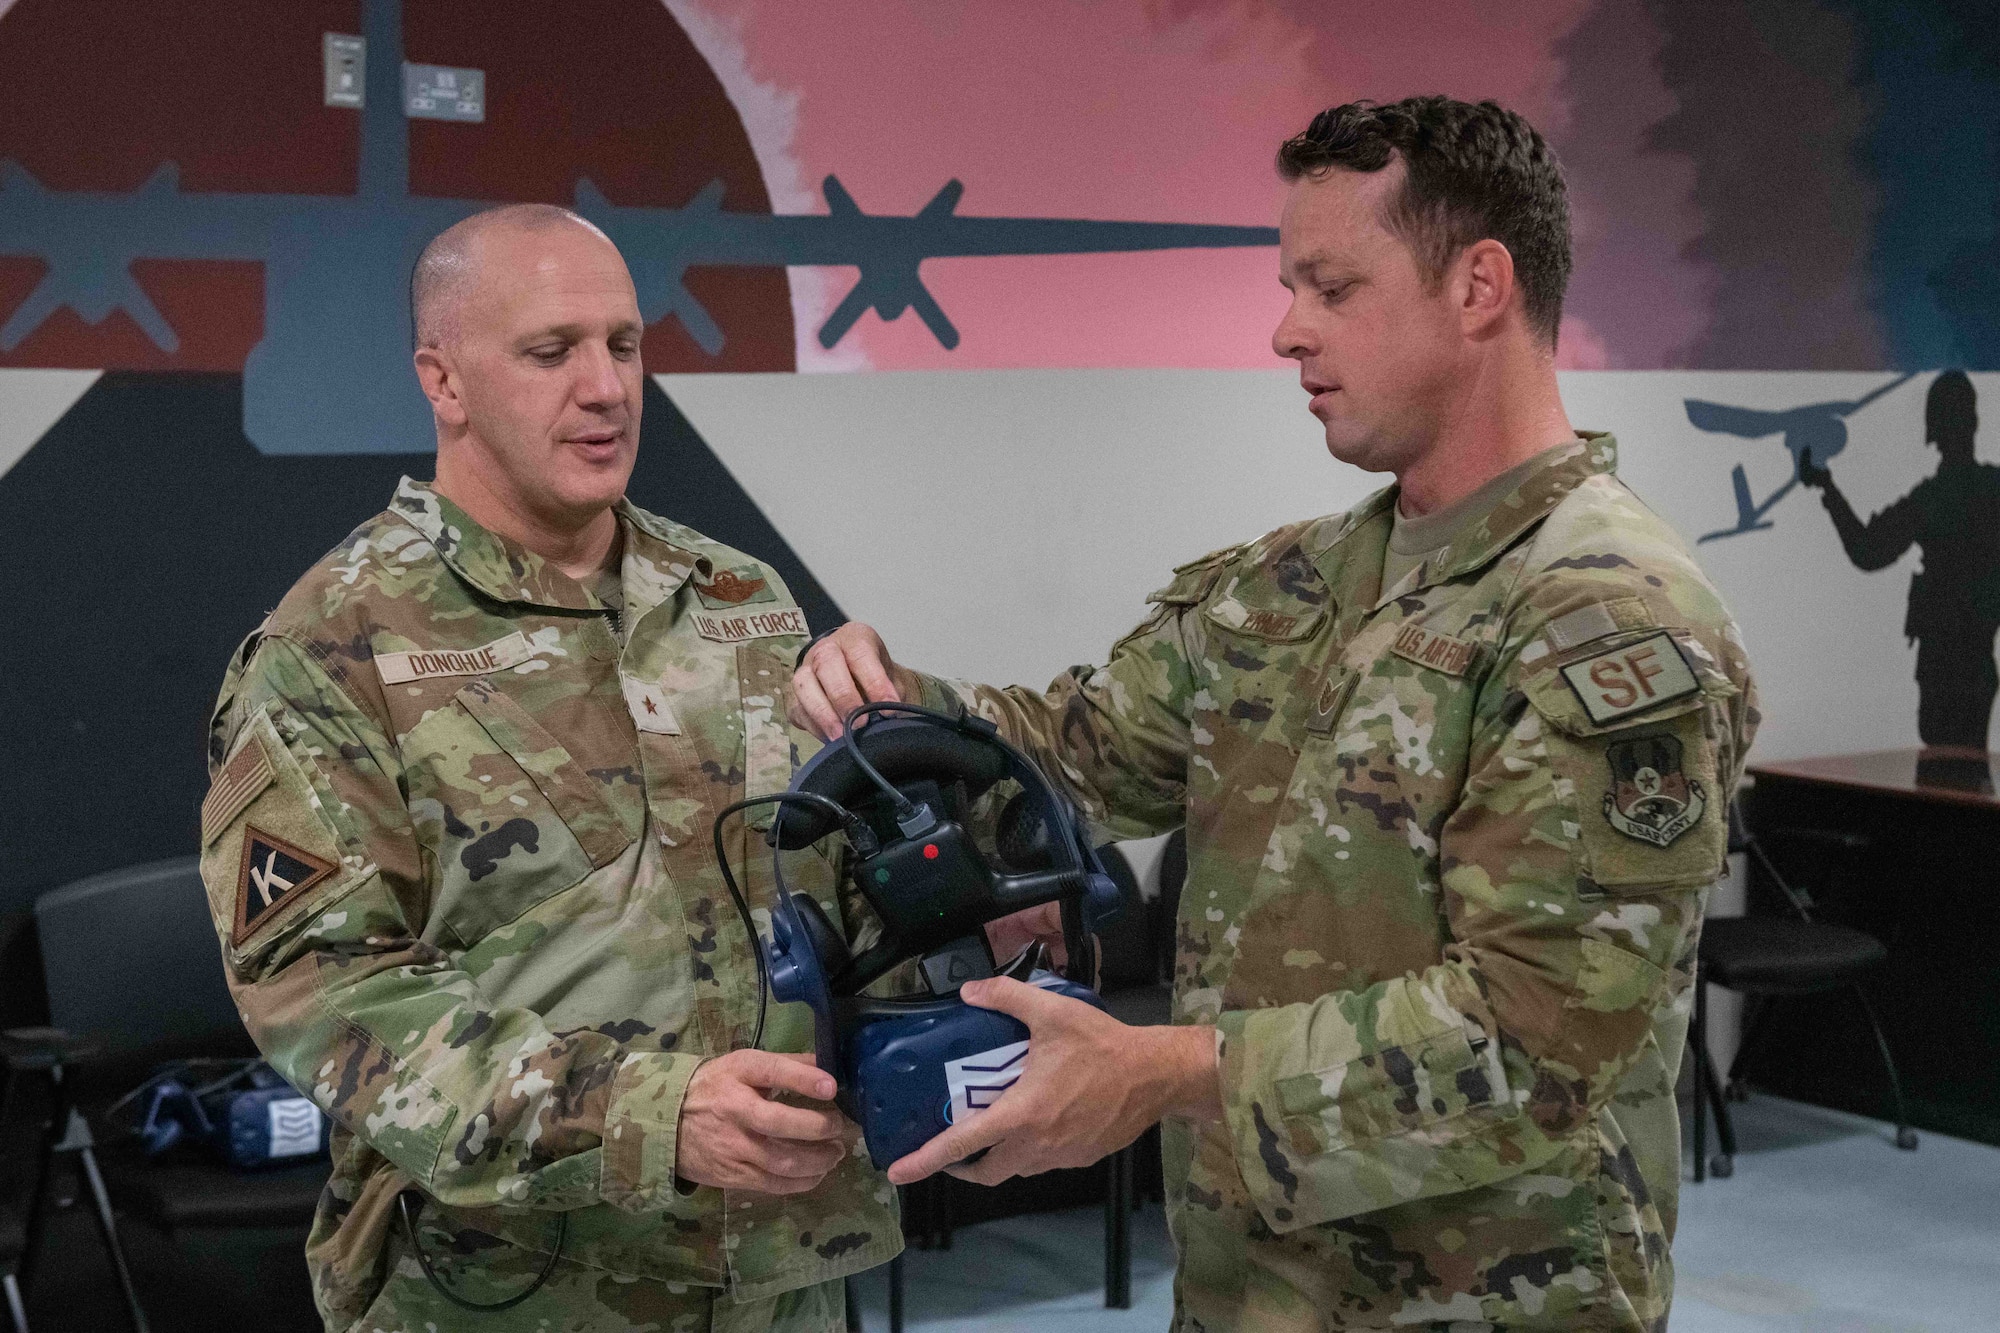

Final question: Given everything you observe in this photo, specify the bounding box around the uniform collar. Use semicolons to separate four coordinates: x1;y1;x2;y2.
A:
1305;434;1616;610
391;478;707;612
1414;433;1617;589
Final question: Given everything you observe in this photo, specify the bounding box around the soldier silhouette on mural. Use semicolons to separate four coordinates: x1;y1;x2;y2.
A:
1801;371;2000;778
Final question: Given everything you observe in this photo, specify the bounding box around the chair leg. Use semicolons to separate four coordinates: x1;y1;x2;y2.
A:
1725;993;1775;1097
72;1132;149;1333
1104;1146;1132;1309
1699;1038;1738;1177
2;1274;25;1333
9;1075;64;1304
1850;985;1919;1151
888;1253;904;1333
843;1276;862;1333
1691;980;1709;1183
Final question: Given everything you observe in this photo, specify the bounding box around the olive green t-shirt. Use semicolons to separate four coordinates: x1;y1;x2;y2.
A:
1381;446;1570;594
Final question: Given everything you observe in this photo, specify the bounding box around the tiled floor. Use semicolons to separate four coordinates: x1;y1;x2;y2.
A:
853;1096;2000;1332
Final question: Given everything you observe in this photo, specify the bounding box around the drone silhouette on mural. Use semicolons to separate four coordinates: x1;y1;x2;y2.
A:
0;0;1276;458
1690;370;2000;755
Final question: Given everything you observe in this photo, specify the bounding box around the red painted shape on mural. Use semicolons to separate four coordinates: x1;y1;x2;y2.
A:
0;0;792;374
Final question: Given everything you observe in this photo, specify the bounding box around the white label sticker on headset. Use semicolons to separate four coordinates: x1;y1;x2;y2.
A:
944;1040;1029;1125
267;1097;324;1158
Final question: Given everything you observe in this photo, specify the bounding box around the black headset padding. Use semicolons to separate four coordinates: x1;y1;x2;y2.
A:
773;721;1014;848
788;892;853;977
993;791;1056;872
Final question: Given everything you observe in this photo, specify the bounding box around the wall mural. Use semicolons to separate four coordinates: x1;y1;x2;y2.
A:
0;0;1995;908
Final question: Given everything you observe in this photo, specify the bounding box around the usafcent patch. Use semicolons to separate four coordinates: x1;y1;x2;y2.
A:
1603;734;1706;847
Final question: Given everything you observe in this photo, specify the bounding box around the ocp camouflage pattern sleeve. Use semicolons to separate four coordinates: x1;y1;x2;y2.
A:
1213;553;1747;1232
913;545;1236;841
201;636;699;1214
910;436;1756;1328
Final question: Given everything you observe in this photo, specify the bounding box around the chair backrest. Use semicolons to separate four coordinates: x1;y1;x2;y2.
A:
34;857;251;1068
1092;844;1157;990
0;908;49;1031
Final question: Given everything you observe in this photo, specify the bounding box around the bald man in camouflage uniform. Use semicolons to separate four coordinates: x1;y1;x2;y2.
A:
795;100;1756;1330
199;206;896;1330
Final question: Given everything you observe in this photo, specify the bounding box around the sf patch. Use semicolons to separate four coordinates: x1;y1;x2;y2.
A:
234;828;336;946
1559;632;1699;726
1603;734;1706;847
695;564;775;609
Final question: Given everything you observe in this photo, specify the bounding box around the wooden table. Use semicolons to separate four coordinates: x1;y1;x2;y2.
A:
1743;750;2000;1147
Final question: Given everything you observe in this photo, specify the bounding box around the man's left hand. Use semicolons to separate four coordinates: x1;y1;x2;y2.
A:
886;976;1223;1187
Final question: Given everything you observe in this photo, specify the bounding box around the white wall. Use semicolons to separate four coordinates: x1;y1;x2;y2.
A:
665;368;1983;763
0;365;1970;764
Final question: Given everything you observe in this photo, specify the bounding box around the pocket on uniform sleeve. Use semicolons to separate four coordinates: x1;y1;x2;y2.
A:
1273;1020;1506;1159
1523;631;1731;891
200;711;366;971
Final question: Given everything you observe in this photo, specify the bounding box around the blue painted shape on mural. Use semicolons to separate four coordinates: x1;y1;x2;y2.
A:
0;0;1277;456
1688;372;1916;542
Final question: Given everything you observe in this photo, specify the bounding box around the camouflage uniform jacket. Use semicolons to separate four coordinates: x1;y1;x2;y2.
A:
198;479;900;1326
917;436;1757;1331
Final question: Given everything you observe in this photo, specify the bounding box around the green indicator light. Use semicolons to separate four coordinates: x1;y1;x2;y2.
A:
873;868;891;885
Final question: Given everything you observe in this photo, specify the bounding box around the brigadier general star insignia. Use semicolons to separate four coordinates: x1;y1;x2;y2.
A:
233;828;336;946
1603;735;1705;847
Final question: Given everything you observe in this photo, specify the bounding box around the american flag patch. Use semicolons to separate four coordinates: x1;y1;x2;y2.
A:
202;736;274;846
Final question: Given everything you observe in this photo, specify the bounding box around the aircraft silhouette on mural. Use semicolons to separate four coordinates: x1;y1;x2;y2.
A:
1685;371;1917;543
0;0;1276;457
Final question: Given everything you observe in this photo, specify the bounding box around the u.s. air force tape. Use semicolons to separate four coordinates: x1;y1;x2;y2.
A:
692;607;809;643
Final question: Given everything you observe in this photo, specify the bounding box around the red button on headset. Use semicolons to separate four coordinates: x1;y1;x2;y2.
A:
923;844;939;860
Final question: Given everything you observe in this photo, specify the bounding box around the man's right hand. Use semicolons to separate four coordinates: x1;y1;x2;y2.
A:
1798;454;1832;490
791;623;920;741
675;1050;852;1195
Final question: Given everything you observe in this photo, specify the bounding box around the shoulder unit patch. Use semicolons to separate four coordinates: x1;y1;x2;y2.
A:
234;828;337;946
1603;734;1706;847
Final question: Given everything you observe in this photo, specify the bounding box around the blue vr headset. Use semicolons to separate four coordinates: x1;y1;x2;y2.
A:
110;1058;329;1169
713;700;1122;1169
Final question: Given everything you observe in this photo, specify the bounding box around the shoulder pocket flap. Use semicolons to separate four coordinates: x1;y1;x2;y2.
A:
454;682;632;868
1525;628;1734;737
1146;546;1237;607
1566;937;1672;1016
1204;574;1327;644
200;714;363;966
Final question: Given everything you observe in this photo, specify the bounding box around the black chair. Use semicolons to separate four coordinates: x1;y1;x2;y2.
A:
3;859;328;1330
1689;807;1918;1182
880;838;1177;1329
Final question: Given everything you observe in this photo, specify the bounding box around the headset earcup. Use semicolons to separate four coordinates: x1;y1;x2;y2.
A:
790;893;852;977
994;790;1056;872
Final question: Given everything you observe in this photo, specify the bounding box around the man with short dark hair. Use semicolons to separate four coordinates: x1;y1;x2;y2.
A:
795;97;1757;1330
200;204;898;1331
